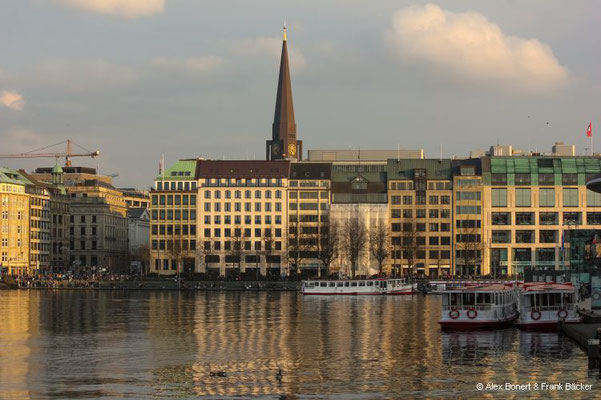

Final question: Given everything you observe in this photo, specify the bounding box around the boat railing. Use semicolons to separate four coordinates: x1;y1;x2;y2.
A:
442;305;494;311
524;304;575;312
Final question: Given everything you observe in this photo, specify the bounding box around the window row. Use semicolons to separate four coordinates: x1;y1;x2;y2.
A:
156;181;197;191
151;194;197;206
204;202;283;212
391;208;451;219
202;227;283;238
151;210;197;221
492;212;587;226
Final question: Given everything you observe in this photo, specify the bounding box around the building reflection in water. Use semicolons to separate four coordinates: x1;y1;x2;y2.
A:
0;291;594;398
0;291;40;400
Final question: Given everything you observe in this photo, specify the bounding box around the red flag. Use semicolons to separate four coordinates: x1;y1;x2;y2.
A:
587;122;593;137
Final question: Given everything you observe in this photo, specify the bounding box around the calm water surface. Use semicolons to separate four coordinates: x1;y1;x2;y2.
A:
0;290;597;399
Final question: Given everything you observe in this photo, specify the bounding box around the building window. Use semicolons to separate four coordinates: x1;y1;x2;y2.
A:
456;206;481;215
562;174;578;185
539;230;558;243
492;212;511;225
539;188;555;207
587;212;601;225
563;212;581;225
587;190;601;207
563;188;579;207
491;188;507;207
515;212;535;225
540;212;558;225
492;230;511;243
491;174;507;185
515;188;531;207
516;230;534;243
515;173;531;186
457;192;481;201
538;174;554;185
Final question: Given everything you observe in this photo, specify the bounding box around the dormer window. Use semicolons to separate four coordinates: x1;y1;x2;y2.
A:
351;175;368;190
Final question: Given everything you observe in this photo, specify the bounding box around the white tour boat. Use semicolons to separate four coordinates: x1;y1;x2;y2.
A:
301;278;416;295
515;282;581;331
384;278;417;295
439;283;519;330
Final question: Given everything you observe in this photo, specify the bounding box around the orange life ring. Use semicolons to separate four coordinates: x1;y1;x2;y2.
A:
449;309;460;319
557;308;568;319
467;308;478;319
531;310;541;320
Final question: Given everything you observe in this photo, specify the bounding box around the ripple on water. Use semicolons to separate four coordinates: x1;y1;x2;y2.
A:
0;290;596;398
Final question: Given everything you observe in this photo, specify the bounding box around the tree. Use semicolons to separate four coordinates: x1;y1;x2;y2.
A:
167;235;184;285
230;227;245;278
400;219;420;277
262;226;275;279
457;227;483;277
317;216;339;278
200;239;213;276
343;213;367;279
287;218;304;276
132;243;150;278
369;219;389;276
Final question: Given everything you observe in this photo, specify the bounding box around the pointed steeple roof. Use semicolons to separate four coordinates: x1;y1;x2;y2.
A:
272;25;296;142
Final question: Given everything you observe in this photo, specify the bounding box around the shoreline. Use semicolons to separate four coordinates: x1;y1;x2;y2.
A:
6;280;302;292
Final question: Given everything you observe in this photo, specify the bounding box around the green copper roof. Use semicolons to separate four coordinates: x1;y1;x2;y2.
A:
485;156;601;174
52;161;64;174
0;167;31;185
386;159;453;180
156;160;197;181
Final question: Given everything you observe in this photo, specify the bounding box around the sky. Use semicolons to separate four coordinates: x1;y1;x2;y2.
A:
0;0;599;188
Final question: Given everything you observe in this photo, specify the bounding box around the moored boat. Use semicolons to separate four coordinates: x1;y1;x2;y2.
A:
301;278;417;295
384;278;417;295
515;282;581;331
439;283;519;330
301;279;384;295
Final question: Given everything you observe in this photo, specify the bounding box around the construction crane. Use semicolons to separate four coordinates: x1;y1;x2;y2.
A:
0;139;100;167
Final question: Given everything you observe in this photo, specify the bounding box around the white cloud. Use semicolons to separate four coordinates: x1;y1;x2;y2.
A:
231;36;306;71
59;0;164;18
150;56;223;74
386;4;568;91
0;91;25;111
32;60;138;92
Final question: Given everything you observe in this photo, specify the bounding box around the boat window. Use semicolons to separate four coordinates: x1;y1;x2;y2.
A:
345;282;350;287
462;293;475;306
320;282;327;287
477;293;491;304
449;293;460;306
351;282;357;287
336;282;343;287
359;282;365;286
329;282;335;287
367;282;372;286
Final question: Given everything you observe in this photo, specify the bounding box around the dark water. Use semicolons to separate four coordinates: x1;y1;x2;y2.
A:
0;290;597;399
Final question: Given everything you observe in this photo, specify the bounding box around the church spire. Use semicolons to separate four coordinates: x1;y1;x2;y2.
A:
266;25;301;161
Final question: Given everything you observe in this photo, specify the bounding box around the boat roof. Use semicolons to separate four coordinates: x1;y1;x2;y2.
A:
444;283;515;293
521;282;576;293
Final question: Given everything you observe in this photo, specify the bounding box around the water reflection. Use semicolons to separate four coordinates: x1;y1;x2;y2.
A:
519;331;575;360
0;291;595;398
442;329;516;365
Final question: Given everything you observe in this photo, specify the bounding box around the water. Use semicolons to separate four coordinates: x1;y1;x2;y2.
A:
0;290;597;399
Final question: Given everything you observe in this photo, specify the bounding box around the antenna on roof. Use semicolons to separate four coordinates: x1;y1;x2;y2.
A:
397;144;400;162
440;143;443;162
